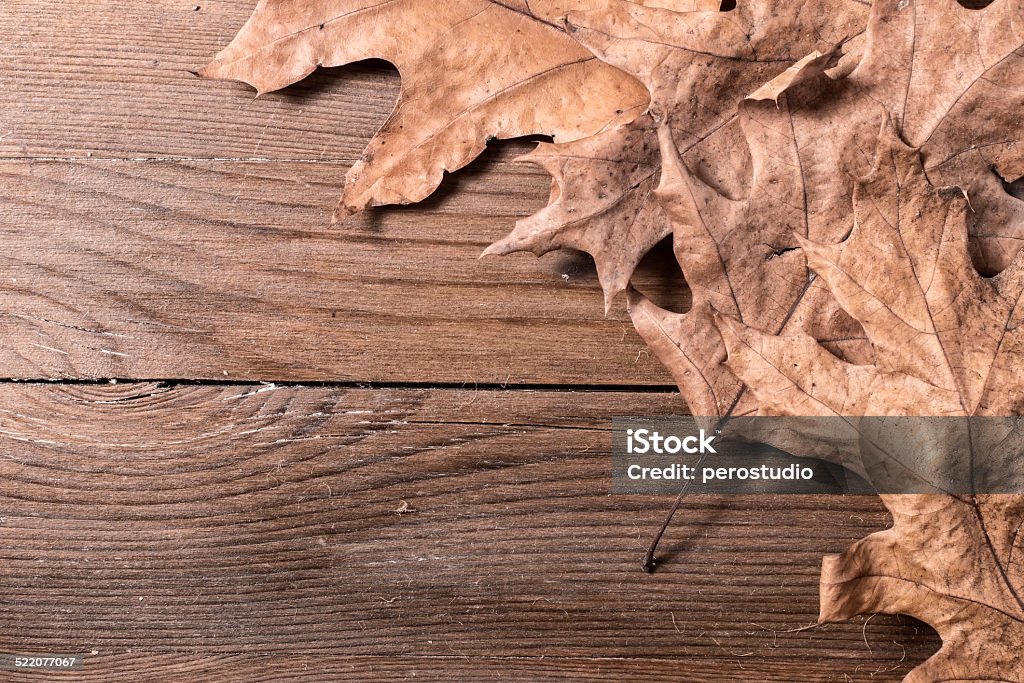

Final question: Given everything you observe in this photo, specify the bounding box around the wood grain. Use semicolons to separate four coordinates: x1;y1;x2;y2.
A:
0;654;936;683
0;148;684;383
0;0;947;678
0;0;400;161
0;0;685;385
0;384;937;680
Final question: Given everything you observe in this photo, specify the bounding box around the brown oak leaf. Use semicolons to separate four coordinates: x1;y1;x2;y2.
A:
201;0;649;220
554;0;871;416
633;73;873;417
717;126;1024;681
483;114;665;313
487;0;870;311
607;0;1024;421
564;0;866;174
735;0;1024;275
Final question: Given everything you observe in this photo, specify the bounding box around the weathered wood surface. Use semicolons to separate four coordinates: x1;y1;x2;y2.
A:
0;0;943;679
0;655;935;683
0;385;936;680
0;150;683;384
0;1;399;161
0;0;687;384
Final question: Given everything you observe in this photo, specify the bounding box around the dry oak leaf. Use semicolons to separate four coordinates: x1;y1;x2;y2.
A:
201;0;649;220
614;0;1024;420
538;0;872;415
717;128;1024;681
716;132;1024;419
483;114;666;313
732;0;1024;276
564;0;867;175
488;0;870;312
628;70;873;416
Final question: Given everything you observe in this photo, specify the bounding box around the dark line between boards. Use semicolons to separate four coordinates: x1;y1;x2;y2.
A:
0;377;680;394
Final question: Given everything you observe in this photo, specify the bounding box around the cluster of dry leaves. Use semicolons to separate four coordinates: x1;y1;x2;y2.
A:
202;0;1024;677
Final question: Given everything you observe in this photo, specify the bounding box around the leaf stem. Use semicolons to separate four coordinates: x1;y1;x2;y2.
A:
642;448;711;573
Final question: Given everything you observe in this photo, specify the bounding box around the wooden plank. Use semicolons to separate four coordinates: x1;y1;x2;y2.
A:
0;384;937;679
0;0;688;385
0;3;942;678
0;654;936;682
0;0;401;161
0;150;684;383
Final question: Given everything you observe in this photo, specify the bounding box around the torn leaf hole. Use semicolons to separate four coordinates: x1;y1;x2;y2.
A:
1001;173;1024;202
766;244;799;261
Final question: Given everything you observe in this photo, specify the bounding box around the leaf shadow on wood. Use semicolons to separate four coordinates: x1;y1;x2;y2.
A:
544;237;691;316
268;60;693;318
277;59;401;108
343;136;550;235
629;236;692;315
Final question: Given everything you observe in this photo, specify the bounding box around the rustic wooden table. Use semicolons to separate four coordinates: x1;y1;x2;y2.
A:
0;1;940;680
